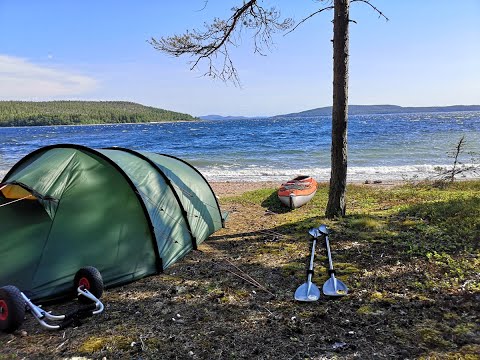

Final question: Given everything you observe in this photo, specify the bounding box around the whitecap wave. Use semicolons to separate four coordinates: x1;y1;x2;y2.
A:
200;164;479;182
1;164;477;183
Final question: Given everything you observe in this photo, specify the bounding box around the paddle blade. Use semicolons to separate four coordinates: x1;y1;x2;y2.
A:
295;282;320;302
308;228;320;238
318;224;329;235
323;277;348;297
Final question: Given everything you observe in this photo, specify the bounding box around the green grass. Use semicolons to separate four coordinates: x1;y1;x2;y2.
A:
79;335;133;353
231;180;480;293
237;181;479;255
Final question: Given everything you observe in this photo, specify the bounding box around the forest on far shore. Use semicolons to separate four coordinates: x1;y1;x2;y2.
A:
0;101;197;126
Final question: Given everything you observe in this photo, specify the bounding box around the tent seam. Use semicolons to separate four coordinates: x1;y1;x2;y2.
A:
104;147;198;250
156;153;224;228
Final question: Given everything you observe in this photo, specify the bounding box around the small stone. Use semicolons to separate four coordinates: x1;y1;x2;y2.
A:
176;286;187;294
333;342;347;350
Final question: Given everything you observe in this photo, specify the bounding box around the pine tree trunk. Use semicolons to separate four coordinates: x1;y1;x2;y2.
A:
326;0;350;218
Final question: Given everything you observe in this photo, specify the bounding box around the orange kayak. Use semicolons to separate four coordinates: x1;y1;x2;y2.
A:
278;176;318;209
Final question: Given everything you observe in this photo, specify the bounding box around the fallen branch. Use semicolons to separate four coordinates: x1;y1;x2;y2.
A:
218;258;276;297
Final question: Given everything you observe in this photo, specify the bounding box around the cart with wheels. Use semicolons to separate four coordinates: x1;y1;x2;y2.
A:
0;266;104;333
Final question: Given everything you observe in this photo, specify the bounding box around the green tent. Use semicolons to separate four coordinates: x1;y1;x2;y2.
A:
0;144;224;301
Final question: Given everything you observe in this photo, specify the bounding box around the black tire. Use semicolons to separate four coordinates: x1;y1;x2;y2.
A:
0;285;26;333
73;267;104;303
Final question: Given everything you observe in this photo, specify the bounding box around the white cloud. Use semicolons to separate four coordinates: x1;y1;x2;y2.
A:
0;55;98;99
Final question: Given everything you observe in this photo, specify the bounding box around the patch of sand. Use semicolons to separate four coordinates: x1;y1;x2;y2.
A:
210;180;404;197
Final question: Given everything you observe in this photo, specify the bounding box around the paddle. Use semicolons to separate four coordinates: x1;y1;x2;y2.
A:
294;228;321;302
318;225;349;297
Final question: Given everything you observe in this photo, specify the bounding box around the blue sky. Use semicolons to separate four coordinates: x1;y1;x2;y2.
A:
0;0;479;117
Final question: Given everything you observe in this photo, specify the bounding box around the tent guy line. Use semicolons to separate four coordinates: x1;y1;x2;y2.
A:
0;194;32;208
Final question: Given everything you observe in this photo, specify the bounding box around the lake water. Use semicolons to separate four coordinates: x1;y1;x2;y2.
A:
1;111;479;182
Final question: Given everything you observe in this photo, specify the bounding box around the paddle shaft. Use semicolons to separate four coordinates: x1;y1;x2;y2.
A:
324;234;340;291
307;238;317;284
324;235;335;272
294;233;321;301
320;227;348;296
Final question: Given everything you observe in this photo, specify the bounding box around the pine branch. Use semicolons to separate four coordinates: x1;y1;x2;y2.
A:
149;0;292;86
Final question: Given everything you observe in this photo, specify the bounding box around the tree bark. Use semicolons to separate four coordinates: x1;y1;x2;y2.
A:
325;0;350;218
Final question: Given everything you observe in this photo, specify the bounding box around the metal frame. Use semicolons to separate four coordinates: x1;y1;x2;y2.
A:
22;286;104;330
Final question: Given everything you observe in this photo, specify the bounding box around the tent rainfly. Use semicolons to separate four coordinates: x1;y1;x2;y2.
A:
0;144;225;301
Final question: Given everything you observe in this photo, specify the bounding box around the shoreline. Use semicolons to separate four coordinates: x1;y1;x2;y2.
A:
0;119;197;129
2;168;474;197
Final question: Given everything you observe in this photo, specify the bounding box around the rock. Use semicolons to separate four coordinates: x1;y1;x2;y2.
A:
176;286;188;294
332;342;348;350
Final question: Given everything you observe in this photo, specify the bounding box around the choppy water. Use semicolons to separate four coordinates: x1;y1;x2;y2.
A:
1;111;479;182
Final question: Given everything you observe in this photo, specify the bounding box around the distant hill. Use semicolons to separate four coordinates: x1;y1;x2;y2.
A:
199;114;266;121
0;101;197;127
200;105;480;120
200;115;249;121
273;105;480;118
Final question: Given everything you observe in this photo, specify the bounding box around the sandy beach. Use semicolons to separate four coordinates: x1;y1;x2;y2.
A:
210;179;404;198
210;181;279;197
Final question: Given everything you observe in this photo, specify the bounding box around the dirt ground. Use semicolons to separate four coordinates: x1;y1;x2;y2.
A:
1;182;478;359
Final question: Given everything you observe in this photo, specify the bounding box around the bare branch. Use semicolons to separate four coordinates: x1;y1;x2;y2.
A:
196;0;209;12
284;6;334;36
431;136;480;182
351;0;389;21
